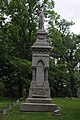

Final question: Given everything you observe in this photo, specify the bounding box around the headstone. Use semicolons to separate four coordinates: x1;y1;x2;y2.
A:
12;102;16;107
5;105;12;110
52;108;61;116
77;87;80;98
16;99;19;104
20;6;59;113
0;109;6;115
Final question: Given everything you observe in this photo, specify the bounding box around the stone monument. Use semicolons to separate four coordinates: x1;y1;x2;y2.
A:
20;5;59;113
77;87;80;98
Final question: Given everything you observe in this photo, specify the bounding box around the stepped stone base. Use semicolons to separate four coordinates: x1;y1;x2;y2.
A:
20;97;59;112
20;102;58;112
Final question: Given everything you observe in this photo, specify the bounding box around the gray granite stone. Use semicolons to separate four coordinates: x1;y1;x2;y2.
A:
26;98;52;103
20;103;58;112
20;7;59;113
20;30;59;112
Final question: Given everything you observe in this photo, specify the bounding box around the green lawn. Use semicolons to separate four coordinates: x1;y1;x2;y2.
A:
0;98;80;120
0;98;15;109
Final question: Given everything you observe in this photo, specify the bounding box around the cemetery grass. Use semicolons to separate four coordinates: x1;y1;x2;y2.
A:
0;98;80;120
0;98;15;109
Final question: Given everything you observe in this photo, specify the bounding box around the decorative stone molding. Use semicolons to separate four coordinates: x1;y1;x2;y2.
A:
33;57;48;68
32;48;50;54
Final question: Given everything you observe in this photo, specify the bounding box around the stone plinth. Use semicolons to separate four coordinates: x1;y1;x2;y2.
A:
20;103;58;112
27;98;52;103
20;97;59;112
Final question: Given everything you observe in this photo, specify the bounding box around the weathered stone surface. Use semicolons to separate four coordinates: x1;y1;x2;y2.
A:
20;103;58;112
38;8;44;30
27;29;51;99
53;109;61;116
20;9;59;113
28;87;50;98
26;98;52;103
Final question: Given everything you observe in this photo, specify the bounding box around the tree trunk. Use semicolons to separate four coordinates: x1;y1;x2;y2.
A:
70;78;75;97
18;79;23;98
61;81;64;97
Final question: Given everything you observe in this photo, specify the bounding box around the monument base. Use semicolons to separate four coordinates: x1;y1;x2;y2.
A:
20;103;58;112
20;98;59;112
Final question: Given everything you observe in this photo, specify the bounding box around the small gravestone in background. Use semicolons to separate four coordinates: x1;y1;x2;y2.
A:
0;109;6;115
77;87;80;98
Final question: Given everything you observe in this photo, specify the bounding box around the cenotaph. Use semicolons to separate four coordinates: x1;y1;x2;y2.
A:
20;7;59;113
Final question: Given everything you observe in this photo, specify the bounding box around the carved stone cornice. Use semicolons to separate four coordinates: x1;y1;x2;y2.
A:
32;48;50;54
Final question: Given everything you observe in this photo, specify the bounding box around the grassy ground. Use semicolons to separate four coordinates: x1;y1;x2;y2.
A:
0;98;15;109
0;98;80;120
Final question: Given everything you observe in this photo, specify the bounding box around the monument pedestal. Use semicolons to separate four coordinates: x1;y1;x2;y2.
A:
20;97;58;112
20;102;58;112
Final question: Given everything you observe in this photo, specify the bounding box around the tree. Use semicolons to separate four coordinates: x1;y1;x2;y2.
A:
65;34;80;97
0;0;80;98
48;12;80;97
0;0;37;98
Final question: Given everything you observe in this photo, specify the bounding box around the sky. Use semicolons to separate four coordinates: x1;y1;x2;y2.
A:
54;0;80;34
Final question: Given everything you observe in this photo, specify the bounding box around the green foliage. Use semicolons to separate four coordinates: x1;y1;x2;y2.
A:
48;24;80;97
0;0;35;98
47;3;80;97
0;81;5;97
0;0;80;98
10;57;31;72
0;98;15;109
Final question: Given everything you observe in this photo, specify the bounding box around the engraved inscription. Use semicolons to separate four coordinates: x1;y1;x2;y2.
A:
33;88;46;96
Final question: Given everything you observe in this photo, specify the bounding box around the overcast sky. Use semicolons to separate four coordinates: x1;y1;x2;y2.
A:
54;0;80;34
